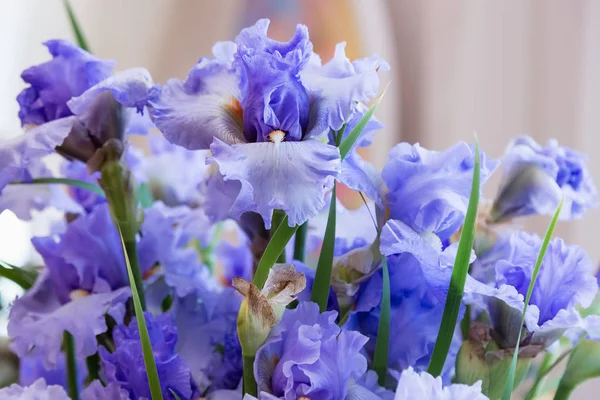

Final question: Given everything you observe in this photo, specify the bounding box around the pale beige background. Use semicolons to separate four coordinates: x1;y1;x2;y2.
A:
1;0;599;398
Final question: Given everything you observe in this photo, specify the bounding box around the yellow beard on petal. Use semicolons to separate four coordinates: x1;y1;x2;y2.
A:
69;289;90;301
268;130;286;144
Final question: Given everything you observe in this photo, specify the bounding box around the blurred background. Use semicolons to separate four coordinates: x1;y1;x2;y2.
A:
1;1;599;398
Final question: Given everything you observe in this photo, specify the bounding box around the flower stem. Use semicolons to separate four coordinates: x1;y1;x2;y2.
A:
293;222;308;262
125;239;146;311
64;331;79;400
243;355;258;396
525;349;573;400
271;210;287;263
553;382;574;400
525;351;556;400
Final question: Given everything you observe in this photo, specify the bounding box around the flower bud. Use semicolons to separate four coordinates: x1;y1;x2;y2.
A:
331;245;379;312
489;164;561;223
233;264;305;357
100;159;140;241
455;323;535;400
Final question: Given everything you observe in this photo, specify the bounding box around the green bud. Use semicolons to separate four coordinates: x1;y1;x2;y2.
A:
485;340;532;400
331;246;377;311
233;264;305;357
456;340;490;394
455;323;534;400
555;340;600;399
100;158;140;241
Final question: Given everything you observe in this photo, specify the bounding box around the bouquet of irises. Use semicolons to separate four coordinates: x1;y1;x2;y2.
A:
1;13;600;400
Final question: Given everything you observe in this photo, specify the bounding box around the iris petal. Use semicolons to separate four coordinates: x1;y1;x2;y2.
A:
209;138;340;228
149;48;244;150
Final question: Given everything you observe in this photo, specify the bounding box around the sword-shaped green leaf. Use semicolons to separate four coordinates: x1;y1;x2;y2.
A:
427;136;480;377
501;199;563;400
116;226;163;400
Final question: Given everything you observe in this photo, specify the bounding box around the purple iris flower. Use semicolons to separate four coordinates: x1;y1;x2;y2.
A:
7;270;129;368
81;381;130;400
17;40;114;126
382;142;499;241
8;201;211;368
464;231;598;350
254;301;386;399
350;219;471;381
0;378;70;400
149;19;386;228
100;312;192;400
132;134;209;208
19;352;86;392
490;136;597;221
394;368;488;400
173;288;243;393
1;40;153;220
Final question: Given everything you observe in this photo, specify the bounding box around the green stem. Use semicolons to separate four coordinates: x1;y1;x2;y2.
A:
525;352;556;400
553;382;574;400
271;210;287;264
293;222;308;262
526;349;573;400
373;256;390;385
243;355;258;396
125;239;146;311
64;332;79;400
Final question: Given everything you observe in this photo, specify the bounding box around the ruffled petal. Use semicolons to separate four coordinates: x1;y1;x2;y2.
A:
338;150;386;208
302;42;389;136
18;39;115;126
0;378;70;400
209;138;340;228
383;142;499;241
149;47;244;150
235;19;312;142
174;290;242;393
133;135;208;207
394;368;488;400
32;203;128;301
67;68;153;115
100;312;192;400
0;161;82;220
81;381;130;400
0;117;76;191
7;272;129;368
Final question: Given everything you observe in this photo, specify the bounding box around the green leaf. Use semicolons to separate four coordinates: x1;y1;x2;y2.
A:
293;221;308;262
63;331;79;400
427;136;481;377
338;86;387;160
169;389;183;400
271;210;287;264
63;0;91;52
501;199;563;400
253;216;299;289
0;260;38;289
554;340;600;400
310;184;337;312
10;178;105;197
116;225;163;400
373;256;391;385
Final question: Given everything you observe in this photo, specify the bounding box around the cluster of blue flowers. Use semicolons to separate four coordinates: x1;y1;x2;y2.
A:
1;19;599;400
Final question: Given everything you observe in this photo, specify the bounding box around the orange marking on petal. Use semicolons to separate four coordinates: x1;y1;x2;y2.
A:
224;96;243;120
